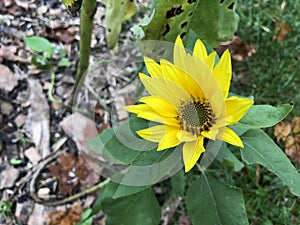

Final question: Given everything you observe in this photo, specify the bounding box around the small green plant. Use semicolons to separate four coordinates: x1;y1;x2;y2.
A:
0;200;13;219
24;36;72;70
24;36;72;102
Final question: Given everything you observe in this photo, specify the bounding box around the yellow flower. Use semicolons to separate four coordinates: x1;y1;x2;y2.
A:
124;36;254;172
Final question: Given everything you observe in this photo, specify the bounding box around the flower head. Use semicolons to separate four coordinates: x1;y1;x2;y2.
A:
124;36;254;172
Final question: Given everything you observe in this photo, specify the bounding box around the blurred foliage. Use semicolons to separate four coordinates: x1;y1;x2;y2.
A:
232;0;300;117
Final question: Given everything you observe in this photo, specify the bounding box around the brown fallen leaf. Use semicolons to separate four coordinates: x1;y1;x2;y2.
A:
274;117;300;164
59;113;104;173
48;202;83;225
44;26;79;44
0;157;20;189
48;152;77;195
0;64;19;93
25;79;50;158
27;203;49;225
272;21;291;43
216;36;256;62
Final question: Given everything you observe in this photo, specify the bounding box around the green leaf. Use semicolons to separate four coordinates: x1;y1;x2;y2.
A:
58;57;72;67
186;173;248;225
31;55;51;69
170;169;185;197
100;182;161;225
9;158;22;165
240;129;300;196
104;0;137;49
61;0;77;8
113;184;150;199
140;0;238;47
237;103;293;129
76;209;93;225
216;144;244;172
24;36;53;56
87;116;156;164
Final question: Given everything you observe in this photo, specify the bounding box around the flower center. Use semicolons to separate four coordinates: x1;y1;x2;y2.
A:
179;99;215;136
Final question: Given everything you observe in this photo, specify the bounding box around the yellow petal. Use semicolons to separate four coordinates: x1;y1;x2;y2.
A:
217;127;244;147
204;51;216;71
139;73;190;107
182;136;205;172
225;96;254;126
159;59;205;98
173;36;187;69
139;96;178;117
181;55;225;115
192;39;208;61
177;130;197;142
213;49;232;98
123;104;179;126
137;125;167;142
144;57;162;77
201;129;219;140
157;128;181;151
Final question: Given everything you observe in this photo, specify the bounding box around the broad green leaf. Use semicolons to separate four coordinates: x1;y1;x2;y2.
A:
113;184;150;199
240;129;300;196
186;173;248;225
216;144;244;172
103;0;137;49
117;147;182;187
140;0;238;47
170;169;185;197
100;182;161;225
237;103;293;129
24;36;53;56
87;116;156;164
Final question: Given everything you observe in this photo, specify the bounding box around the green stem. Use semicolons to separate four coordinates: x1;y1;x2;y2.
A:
43;178;110;206
75;0;97;91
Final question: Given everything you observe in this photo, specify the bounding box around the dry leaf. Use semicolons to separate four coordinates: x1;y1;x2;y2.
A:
24;147;42;165
27;203;49;225
44;26;79;44
59;113;104;173
25;79;50;158
216;36;256;61
48;152;77;195
48;202;83;225
274;117;300;164
0;158;20;189
0;64;19;92
273;21;291;42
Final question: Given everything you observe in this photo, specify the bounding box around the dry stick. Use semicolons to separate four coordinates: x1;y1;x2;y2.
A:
73;0;97;94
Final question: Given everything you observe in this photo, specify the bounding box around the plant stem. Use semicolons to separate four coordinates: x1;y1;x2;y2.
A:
75;0;97;91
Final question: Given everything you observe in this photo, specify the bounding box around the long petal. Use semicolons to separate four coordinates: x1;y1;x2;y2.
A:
173;36;187;69
225;96;254;126
213;50;232;98
137;125;167;142
157;129;181;151
144;57;162;77
182;136;205;172
139;73;190;108
123;104;179;126
192;39;208;61
204;51;216;71
139;96;178;117
181;56;225;117
177;130;197;142
160;59;205;98
217;127;244;147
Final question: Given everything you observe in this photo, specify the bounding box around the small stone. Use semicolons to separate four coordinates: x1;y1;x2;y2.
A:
0;101;14;115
